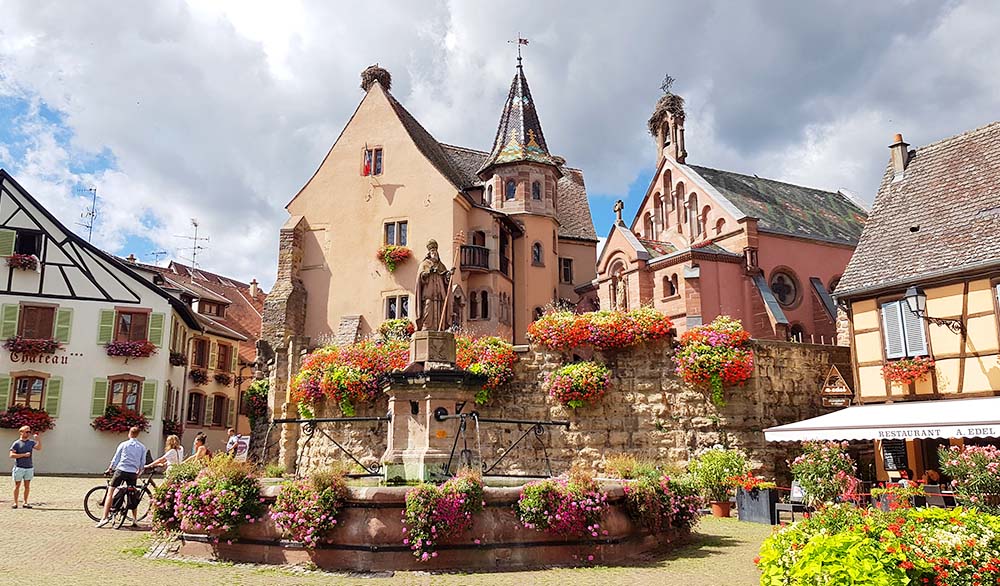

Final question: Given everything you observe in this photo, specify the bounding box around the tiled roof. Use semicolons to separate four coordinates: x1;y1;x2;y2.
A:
636;238;678;259
688;165;868;246
386;93;480;190
836;121;1000;296
478;64;559;173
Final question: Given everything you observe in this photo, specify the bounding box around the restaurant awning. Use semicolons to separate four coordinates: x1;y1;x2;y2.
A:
764;396;1000;442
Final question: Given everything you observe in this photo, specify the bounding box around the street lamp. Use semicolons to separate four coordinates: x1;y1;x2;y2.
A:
903;285;964;335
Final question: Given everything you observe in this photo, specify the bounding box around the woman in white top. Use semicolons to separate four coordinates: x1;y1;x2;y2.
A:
150;434;184;473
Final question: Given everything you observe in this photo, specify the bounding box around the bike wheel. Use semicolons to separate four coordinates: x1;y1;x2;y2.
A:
84;486;108;522
135;487;154;523
114;507;128;529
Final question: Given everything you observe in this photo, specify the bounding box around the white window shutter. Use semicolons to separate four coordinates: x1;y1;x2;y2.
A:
901;302;928;357
880;301;906;359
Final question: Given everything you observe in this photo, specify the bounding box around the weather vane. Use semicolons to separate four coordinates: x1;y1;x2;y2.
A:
660;74;675;95
508;34;529;64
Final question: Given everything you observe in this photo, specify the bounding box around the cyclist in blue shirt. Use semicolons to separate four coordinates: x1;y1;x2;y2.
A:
95;426;147;528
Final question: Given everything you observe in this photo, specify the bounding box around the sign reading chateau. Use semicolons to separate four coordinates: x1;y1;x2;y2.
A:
8;351;82;365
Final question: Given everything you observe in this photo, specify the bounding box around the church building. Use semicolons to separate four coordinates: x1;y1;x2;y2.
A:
264;61;598;348
596;92;868;341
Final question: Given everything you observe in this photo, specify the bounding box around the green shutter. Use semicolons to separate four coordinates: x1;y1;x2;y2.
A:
0;229;15;256
209;341;218;371
148;313;165;347
1;304;19;339
97;310;115;344
54;308;73;344
141;380;157;418
204;395;215;426
90;379;108;418
226;398;235;427
44;377;62;418
231;344;239;373
0;376;10;409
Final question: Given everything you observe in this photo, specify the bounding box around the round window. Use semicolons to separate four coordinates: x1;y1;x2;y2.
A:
769;271;799;307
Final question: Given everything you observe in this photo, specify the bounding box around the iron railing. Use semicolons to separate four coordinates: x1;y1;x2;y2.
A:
434;410;570;477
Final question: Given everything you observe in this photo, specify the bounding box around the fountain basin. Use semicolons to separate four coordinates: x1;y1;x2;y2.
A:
178;482;691;571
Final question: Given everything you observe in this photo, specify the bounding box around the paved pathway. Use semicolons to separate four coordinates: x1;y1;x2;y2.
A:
0;476;767;585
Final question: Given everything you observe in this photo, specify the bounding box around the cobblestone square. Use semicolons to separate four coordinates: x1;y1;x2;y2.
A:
0;476;766;586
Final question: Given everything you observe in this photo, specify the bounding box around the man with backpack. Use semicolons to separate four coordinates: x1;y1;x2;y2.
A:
95;426;147;528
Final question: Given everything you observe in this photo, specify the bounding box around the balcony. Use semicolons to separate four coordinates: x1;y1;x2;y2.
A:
460;245;490;271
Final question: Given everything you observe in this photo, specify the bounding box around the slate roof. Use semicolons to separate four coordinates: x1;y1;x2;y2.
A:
478;64;559;174
636;238;678;259
386;93;480;190
836;121;1000;297
688;165;868;246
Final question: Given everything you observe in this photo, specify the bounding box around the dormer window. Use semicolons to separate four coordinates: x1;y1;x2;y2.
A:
199;301;226;318
505;180;516;200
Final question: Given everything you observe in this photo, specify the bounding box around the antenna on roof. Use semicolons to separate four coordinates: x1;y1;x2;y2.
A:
149;250;168;264
175;218;210;269
75;186;98;242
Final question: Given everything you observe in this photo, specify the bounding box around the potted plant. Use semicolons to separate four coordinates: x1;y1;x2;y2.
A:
214;372;232;386
169;351;188;367
189;369;209;385
729;472;778;524
688;447;750;517
789;441;858;507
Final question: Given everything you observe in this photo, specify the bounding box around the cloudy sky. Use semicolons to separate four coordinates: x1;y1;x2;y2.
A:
1;0;998;288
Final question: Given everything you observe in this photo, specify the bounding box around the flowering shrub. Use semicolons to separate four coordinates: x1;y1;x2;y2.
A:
271;467;349;547
213;372;232;386
161;418;183;437
455;335;517;403
152;459;205;534
0;405;55;433
882;356;935;385
789;441;857;507
169;351;188;366
91;405;150;433
173;456;263;540
622;472;703;534
377;318;415;341
870;483;925;511
244;379;269;427
6;253;38;271
674;315;753;407
376;245;412;272
727;471;777;492
757;504;1000;586
939;444;1000;512
291;339;409;416
687;447;750;503
188;369;209;385
527;307;673;351
516;470;608;538
3;336;61;355
403;469;484;561
105;340;157;358
544;361;611;408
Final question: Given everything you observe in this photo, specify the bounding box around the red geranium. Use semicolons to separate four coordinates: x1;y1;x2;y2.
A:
674;316;754;407
105;340;157;358
91;405;150;433
882;357;934;385
455;335;517;403
291;339;409;416
527;307;673;351
376;245;412;272
0;405;55;433
6;253;38;271
3;336;61;355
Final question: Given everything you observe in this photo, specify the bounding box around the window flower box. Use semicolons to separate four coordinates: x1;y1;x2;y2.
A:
214;372;233;386
881;356;934;385
0;405;55;433
105;340;157;358
3;336;61;356
6;253;38;271
91;405;149;433
376;245;412;272
189;369;209;385
169;351;188;367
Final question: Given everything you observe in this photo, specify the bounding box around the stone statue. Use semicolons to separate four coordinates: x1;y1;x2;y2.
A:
414;240;453;331
613;199;624;224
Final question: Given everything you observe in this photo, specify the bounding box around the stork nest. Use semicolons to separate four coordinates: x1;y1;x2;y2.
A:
647;93;685;137
361;65;392;92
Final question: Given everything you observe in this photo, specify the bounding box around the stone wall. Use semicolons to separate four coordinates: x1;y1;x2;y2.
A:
293;339;850;483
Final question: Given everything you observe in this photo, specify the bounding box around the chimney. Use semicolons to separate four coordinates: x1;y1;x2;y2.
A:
249;278;259;299
126;254;137;263
889;133;910;178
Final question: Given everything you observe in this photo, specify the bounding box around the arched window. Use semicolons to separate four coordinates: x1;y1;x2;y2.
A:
480;291;489;319
531;181;541;200
186;391;205;424
469;291;479;320
790;324;806;343
829;276;842;293
688;192;699;236
663;170;673;210
485;185;493;205
653;196;663;233
643;213;654;239
675;181;685;226
662;275;676;297
531;242;543;265
715;218;726;235
671;274;679;297
471;230;486;246
505;180;516;200
700;204;711;236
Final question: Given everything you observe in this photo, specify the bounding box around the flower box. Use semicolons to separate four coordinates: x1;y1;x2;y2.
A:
736;487;778;525
6;253;38;271
105;340;157;358
3;336;61;356
0;405;55;433
189;369;209;385
169;351;188;367
376;245;412;272
91;405;149;433
881;356;934;385
214;372;233;386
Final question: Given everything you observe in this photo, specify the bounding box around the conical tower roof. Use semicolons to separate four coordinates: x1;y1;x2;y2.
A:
478;61;560;176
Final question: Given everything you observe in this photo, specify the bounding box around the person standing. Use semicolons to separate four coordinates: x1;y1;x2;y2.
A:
224;428;239;456
96;426;147;528
149;435;184;474
9;425;42;509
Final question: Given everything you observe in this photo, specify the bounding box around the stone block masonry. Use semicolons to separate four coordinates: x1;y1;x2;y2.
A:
293;339;849;483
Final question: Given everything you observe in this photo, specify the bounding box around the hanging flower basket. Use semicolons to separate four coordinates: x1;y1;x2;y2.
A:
105;340;157;358
214;372;233;386
169;351;188;367
545;361;611;408
882;356;934;385
189;369;209;385
91;405;150;433
0;405;55;433
3;336;61;356
376;245;412;272
455;335;518;404
674;316;754;408
6;253;38;271
378;318;415;341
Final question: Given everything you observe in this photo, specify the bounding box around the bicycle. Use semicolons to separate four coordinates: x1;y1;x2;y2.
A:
84;467;160;528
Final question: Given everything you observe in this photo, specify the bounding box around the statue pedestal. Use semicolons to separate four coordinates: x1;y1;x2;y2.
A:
382;332;482;484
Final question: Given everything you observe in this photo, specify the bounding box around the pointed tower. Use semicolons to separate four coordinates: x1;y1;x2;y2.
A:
478;59;562;216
